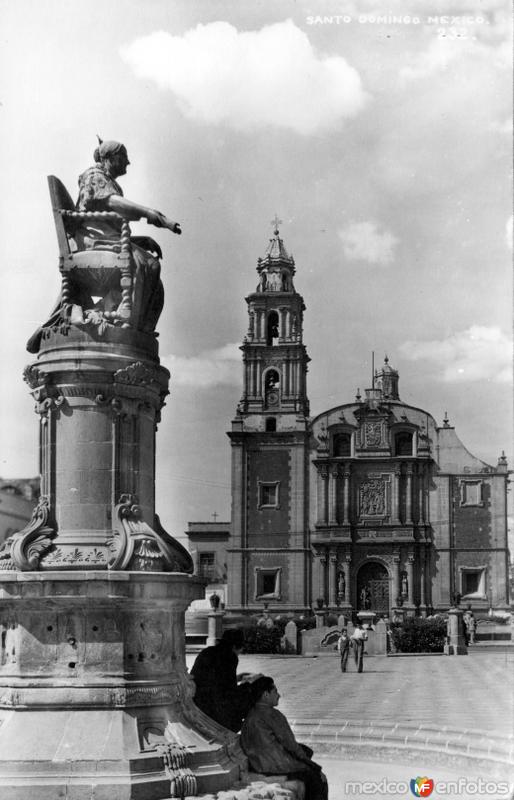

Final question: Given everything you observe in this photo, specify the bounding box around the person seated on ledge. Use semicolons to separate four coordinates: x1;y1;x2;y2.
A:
240;676;328;800
75;138;181;332
190;628;252;732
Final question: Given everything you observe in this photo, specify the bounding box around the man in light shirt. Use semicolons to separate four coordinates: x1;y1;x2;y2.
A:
350;622;368;673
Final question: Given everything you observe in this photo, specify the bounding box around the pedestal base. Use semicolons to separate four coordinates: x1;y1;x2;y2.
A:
0;707;243;800
443;643;468;656
0;571;244;798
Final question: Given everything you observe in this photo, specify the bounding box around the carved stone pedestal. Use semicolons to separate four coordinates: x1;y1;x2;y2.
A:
444;606;468;656
207;611;224;647
0;572;242;799
0;327;245;797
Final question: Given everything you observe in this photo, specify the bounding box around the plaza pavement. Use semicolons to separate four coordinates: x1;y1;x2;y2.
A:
186;649;514;798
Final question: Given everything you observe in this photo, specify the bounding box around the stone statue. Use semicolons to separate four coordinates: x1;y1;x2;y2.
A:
28;139;181;353
337;570;345;598
401;573;408;596
360;586;371;610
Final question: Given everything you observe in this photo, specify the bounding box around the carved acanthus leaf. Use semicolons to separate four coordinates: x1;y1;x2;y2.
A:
114;361;158;387
108;496;193;573
0;496;55;571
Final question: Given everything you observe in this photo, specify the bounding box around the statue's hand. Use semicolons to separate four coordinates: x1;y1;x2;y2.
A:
147;210;182;235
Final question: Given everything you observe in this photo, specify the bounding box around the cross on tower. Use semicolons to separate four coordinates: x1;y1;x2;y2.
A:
212;511;218;522
270;214;283;235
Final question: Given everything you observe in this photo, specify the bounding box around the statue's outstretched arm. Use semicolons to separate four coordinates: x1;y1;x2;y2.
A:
106;195;181;235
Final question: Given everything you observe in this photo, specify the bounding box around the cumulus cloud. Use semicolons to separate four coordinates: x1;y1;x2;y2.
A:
399;38;462;83
163;343;242;388
120;20;367;135
338;221;398;265
400;326;512;383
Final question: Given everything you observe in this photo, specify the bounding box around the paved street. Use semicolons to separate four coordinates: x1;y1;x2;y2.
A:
186;649;514;796
187;650;513;735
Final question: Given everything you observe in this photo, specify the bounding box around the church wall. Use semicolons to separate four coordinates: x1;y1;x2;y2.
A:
430;475;452;608
247;448;290;549
453;478;492;549
224;229;510;616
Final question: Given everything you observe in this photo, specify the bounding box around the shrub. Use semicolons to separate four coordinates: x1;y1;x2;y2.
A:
390;617;447;653
272;615;317;635
243;625;282;654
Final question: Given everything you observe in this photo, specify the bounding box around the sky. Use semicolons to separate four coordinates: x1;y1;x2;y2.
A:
0;0;512;546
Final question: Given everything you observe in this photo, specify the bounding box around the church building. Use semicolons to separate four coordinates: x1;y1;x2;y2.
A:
226;226;510;617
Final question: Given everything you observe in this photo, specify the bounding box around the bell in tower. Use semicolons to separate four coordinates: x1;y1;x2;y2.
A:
237;217;310;426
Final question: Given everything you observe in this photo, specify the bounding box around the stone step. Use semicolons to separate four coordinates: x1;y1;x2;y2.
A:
469;642;514;652
289;718;514;771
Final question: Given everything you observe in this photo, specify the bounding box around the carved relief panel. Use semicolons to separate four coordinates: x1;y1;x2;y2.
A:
364;421;383;448
358;473;391;520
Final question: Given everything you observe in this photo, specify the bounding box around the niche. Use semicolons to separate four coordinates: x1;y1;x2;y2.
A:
266;311;279;346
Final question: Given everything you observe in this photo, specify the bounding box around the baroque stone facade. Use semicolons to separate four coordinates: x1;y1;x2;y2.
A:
226;228;510;616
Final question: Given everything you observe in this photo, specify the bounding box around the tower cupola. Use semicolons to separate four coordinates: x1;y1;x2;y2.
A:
375;355;400;401
256;216;296;294
236;219;310;424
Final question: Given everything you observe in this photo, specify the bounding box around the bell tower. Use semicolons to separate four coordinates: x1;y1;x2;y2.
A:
227;221;311;613
237;218;310;427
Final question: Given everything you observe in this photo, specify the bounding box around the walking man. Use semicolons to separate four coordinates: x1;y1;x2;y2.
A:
350;622;368;673
337;629;351;673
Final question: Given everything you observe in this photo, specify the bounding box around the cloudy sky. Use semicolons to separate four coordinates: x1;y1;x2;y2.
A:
1;0;511;544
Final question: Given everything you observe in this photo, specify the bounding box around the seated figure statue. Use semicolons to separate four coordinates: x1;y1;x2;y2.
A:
28;139;181;353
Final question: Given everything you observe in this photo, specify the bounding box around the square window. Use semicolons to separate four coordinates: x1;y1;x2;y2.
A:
460;480;483;507
261;573;276;594
198;552;216;580
255;567;281;600
463;572;480;594
460;567;486;599
258;481;280;508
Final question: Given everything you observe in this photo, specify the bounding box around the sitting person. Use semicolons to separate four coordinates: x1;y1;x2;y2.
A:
240;676;328;800
28;138;181;352
190;628;252;732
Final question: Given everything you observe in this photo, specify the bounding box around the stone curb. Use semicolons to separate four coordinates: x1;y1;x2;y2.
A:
290;719;514;767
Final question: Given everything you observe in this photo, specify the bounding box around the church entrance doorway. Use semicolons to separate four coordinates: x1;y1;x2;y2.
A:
356;561;389;613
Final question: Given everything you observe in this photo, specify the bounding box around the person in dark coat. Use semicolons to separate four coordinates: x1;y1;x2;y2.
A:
190;628;251;732
337;629;351;673
241;676;328;800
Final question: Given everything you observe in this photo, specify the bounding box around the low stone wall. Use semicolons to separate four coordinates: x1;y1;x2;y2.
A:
184;774;304;799
301;620;388;657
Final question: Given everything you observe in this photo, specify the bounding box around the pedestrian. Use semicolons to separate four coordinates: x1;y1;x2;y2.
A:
337;629;350;672
350;622;368;673
240;676;329;800
190;628;251;731
463;607;476;645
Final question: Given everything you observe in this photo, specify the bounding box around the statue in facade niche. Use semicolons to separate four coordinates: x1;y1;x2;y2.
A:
360;586;371;610
27;139;181;353
337;570;345;599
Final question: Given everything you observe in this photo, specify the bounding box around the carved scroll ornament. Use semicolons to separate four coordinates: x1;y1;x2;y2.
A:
107;494;193;573
0;496;55;571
